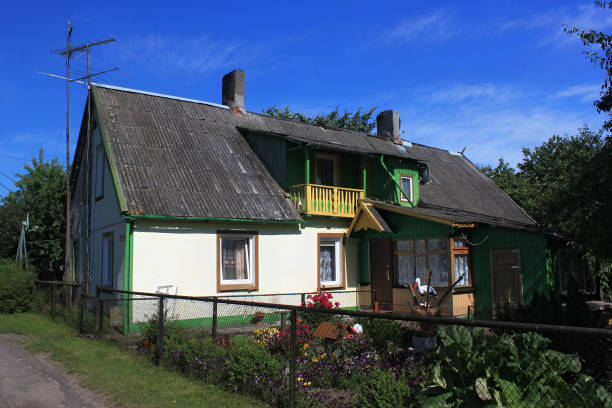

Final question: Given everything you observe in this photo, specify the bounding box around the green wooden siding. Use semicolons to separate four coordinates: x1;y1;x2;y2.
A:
244;131;287;188
353;211;453;283
286;142;305;187
470;226;550;310
339;154;361;189
368;156;419;205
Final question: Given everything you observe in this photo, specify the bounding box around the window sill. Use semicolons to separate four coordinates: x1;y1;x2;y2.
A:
319;284;345;291
453;286;475;294
218;283;258;292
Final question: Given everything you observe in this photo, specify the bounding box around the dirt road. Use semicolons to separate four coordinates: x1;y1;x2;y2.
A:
0;334;109;408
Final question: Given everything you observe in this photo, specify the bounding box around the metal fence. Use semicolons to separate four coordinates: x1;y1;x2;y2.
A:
33;282;612;407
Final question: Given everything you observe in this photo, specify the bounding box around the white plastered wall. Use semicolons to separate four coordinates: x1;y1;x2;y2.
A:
131;217;360;321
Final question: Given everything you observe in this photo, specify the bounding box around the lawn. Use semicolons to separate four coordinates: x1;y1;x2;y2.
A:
0;312;267;408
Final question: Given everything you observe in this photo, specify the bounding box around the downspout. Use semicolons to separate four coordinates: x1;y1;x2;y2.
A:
379;155;415;207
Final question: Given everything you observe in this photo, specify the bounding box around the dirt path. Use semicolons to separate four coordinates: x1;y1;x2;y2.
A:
0;334;109;408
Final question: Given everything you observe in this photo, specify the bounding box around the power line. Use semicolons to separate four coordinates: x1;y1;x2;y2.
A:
0;181;12;192
0;153;27;160
0;169;17;183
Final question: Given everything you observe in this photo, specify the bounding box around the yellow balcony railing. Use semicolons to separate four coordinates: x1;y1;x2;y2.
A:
288;184;364;218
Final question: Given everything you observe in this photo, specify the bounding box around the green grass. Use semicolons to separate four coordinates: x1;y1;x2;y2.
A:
0;312;267;408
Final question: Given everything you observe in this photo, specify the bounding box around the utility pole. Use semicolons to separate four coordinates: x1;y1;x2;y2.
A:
64;22;72;285
50;23;115;291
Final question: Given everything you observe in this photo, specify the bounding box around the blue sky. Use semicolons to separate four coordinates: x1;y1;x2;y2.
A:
0;1;609;197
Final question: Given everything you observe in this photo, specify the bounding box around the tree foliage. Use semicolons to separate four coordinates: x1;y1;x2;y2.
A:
263;105;377;134
0;150;66;278
564;1;612;129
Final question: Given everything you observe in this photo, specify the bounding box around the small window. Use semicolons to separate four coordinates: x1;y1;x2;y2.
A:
451;238;471;287
399;174;414;203
217;232;258;291
95;145;105;200
102;233;113;287
318;234;344;289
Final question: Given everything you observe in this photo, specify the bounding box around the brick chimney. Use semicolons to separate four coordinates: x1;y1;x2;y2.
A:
376;110;401;144
222;69;245;113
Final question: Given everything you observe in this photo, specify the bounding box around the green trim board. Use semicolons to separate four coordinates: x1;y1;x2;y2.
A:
123;220;134;333
125;214;305;224
91;87;128;213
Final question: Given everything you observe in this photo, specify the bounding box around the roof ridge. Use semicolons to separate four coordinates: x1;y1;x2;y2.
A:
91;83;229;110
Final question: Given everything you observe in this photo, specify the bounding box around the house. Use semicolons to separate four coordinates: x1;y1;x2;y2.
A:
70;69;554;322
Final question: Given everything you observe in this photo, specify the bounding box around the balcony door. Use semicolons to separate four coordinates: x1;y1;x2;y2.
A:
315;154;338;186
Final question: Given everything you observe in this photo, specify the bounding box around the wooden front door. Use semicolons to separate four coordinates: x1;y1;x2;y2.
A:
369;239;394;310
491;248;523;308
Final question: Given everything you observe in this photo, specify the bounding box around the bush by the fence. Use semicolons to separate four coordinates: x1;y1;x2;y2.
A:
0;258;34;314
356;366;415;408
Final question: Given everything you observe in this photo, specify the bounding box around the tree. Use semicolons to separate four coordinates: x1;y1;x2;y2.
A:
0;150;66;278
263;105;377;133
564;1;612;130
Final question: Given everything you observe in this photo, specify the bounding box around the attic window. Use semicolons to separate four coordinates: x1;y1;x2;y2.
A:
399;174;414;203
95;145;105;200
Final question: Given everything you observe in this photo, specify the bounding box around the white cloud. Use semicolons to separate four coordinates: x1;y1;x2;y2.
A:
392;82;604;167
118;33;262;76
419;83;518;104
493;3;612;48
385;11;456;44
553;83;601;102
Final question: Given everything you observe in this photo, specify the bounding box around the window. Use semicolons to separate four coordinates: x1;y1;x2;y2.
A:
102;233;113;287
217;232;258;291
318;233;345;289
451;238;471;287
315;153;338;186
395;238;450;287
95;145;105;200
399;174;414;203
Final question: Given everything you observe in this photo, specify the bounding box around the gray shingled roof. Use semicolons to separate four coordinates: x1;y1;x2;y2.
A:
92;85;301;221
89;83;536;228
409;144;536;228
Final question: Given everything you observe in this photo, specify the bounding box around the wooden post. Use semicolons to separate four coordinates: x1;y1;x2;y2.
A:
304;185;311;213
280;313;287;331
333;187;338;214
51;283;56;321
211;298;218;338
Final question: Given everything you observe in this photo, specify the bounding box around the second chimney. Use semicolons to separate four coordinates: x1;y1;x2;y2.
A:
222;69;245;113
376;110;401;144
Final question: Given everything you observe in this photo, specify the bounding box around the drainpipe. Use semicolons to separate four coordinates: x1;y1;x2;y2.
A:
379;155;415;208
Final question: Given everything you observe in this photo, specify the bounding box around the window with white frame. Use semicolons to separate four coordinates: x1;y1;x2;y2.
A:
318;234;344;288
399;174;414;203
95;145;105;200
218;233;258;291
102;232;113;287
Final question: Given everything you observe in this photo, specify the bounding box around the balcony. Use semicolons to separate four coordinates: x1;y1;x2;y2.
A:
288;184;364;218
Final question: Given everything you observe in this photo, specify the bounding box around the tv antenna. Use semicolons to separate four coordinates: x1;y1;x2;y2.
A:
48;22;115;285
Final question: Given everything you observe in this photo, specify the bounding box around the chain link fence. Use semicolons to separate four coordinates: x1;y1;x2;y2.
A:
31;282;612;407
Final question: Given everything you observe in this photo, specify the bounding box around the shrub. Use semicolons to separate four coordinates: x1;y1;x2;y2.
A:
0;259;34;313
163;336;229;382
356;366;414;408
227;335;283;394
357;317;405;351
421;325;612;408
141;309;190;363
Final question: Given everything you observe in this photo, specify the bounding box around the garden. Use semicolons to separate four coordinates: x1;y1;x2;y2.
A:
135;293;612;408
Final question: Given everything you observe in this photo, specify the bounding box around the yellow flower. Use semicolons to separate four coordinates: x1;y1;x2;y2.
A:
297;377;303;382
306;382;312;386
303;343;310;350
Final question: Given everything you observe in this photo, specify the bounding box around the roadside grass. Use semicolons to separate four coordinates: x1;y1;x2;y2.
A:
0;312;267;408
